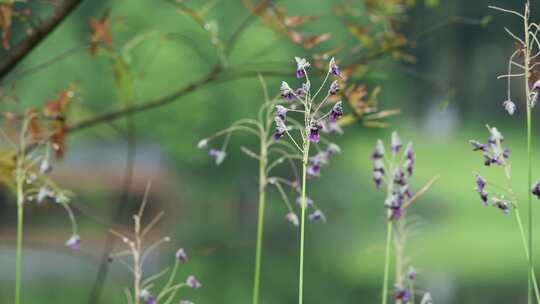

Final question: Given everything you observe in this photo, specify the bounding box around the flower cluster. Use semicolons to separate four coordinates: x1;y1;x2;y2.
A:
469;126;510;166
371;132;415;220
469;127;512;215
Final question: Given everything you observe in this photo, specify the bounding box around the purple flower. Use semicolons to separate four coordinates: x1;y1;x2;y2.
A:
391;131;402;154
326;143;341;156
186;275;202;289
307;163;321;178
275;105;287;121
296;196;313;208
273;117;289;141
208;149;226;165
394;288;411;302
503;99;516;115
321;120;343;135
494;200;510;215
469;140;486;152
373;169;384;190
388;205;402;221
66;234;81;251
407;267;417;281
140;290;156;304
532;180;540;199
295;57;310;79
329;80;339;95
308;210;326;222
176;248;188;263
533;80;540;92
393;168;406;186
475;173;486;192
285;212;299;226
280;81;296;100
329;57;342;78
403;143;415;176
329;101;343;123
308;121;322;143
372;140;385;160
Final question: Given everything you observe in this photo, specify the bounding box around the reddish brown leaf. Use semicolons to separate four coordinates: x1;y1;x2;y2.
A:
89;14;113;56
0;4;12;50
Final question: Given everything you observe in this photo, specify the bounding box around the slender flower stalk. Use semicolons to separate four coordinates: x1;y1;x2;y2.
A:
489;3;540;301
371;132;438;304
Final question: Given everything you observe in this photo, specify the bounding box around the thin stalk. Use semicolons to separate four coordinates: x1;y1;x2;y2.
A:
252;139;267;304
15;168;24;304
523;3;533;303
298;139;310;304
382;221;393;304
515;209;540;301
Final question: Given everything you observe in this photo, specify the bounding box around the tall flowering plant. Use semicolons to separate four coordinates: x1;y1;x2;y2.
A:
469;126;540;301
371;132;437;304
487;2;540;302
272;56;345;303
199;69;339;303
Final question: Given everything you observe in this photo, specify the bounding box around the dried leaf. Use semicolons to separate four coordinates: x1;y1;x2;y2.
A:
284;15;317;27
302;32;331;49
89;12;113;56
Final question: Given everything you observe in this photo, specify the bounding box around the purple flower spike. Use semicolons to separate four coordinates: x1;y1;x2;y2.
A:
329;80;340;95
394;288;411;302
404;143;415;176
503;99;516;115
176;248;188;263
208;149;226;166
532;180;540;199
329;57;342;78
66;234;81;251
285;212;299;226
329;101;343;123
186;275;202;289
308;210;326;222
391;131;402;154
309;121;322;143
389;206;402;221
295;57;310;79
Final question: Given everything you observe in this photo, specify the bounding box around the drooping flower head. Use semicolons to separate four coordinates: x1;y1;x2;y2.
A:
308;121;322;143
470;126;509;167
329;57;342;78
285;212;299;226
308;210;326;222
208;149;226;166
329;80;340;95
66;234;81;251
295;57;310;79
176;248;188;263
275;105;287;122
532;180;540;199
186;275;202;289
474;173;488;204
502;99;516;115
329;101;343;123
280;81;296;100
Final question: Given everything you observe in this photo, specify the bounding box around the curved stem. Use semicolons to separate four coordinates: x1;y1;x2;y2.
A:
515;209;540;302
252;140;267;304
15;176;24;304
382;221;393;304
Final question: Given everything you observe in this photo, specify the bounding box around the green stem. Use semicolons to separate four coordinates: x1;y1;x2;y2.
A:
382;221;393;304
515;209;540;302
15;170;24;304
298;141;310;304
252;143;267;304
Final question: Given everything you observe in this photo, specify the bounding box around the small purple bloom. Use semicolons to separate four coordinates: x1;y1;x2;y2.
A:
307;163;321;178
326;143;341;156
494;200;510;215
403;143;415;176
273;117;289;141
308;121;322;143
285;212;299;226
208;149;226;165
308;210;326;222
372;140;385;160
140;290;156;304
469;140;486;152
329;57;342;78
66;234;81;251
275;105;287;121
391;131;402;154
532;180;540;199
295;57;310;79
329;80;340;95
475;173;486;192
186;275;202;289
407;267;417;281
280;81;295;100
393;168;407;186
388;206;402;221
329;101;343;123
176;248;188;263
394;288;411;302
296;196;313;208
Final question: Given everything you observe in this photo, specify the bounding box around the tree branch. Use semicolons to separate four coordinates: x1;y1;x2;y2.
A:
0;0;84;80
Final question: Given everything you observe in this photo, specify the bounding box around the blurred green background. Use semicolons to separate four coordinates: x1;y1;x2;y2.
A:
1;0;540;303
